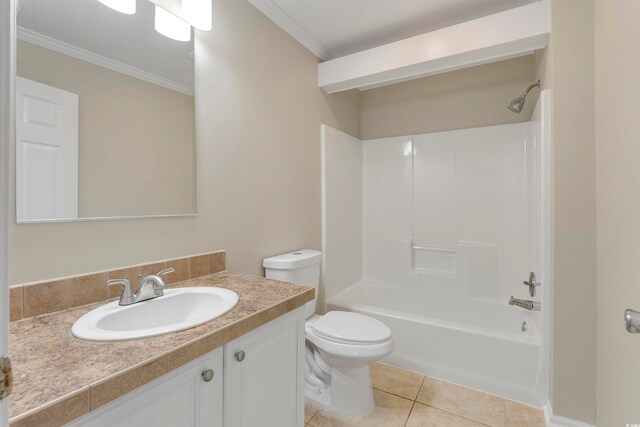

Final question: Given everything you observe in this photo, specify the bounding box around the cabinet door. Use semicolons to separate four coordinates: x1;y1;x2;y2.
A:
67;348;223;427
224;308;305;427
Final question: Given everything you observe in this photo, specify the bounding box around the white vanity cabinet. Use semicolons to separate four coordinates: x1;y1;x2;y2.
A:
67;348;224;427
223;308;305;427
66;307;305;427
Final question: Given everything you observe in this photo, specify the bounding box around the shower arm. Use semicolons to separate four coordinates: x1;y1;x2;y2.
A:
520;80;541;98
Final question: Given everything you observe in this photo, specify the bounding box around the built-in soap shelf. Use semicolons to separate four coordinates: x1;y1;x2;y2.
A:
411;241;457;277
411;241;500;296
411;244;457;254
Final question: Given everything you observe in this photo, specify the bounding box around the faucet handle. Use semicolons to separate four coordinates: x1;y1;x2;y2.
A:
152;268;175;291
157;268;175;278
156;268;175;287
523;271;541;297
107;279;134;306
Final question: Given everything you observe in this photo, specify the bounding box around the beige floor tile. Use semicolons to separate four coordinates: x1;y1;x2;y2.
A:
306;401;321;423
308;389;413;427
505;400;545;427
416;377;505;427
406;403;486;427
370;363;425;400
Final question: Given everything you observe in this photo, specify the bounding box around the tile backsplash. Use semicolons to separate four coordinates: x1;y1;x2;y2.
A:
10;251;226;321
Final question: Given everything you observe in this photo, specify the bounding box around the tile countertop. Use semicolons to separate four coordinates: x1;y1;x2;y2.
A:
8;272;314;427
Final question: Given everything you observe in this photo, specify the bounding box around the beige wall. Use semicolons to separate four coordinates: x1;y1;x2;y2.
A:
10;0;360;284
16;41;195;217
360;55;538;139
537;0;597;424
595;1;640;425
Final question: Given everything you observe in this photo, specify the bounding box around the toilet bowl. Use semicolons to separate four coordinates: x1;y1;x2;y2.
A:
304;312;394;416
264;250;394;417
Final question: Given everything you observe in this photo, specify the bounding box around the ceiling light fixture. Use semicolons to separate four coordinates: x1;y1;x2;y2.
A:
182;0;212;31
154;5;191;42
98;0;136;15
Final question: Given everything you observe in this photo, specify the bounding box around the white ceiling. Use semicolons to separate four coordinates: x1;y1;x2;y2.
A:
251;0;535;60
17;0;194;88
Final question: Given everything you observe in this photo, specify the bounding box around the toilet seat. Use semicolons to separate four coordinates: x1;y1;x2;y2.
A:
310;311;391;345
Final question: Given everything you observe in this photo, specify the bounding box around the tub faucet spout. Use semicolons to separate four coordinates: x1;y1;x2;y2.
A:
509;296;541;311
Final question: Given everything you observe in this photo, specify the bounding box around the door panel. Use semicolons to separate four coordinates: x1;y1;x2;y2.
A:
21;142;59;219
15;76;78;220
67;349;223;427
224;310;304;427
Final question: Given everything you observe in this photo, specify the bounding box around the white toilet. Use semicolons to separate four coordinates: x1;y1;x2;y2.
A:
263;249;394;417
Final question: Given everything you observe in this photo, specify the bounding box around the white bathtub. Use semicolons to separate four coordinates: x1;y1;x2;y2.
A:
327;280;546;407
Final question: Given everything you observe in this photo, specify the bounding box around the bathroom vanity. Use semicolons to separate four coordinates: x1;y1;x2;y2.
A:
8;271;313;427
69;308;303;427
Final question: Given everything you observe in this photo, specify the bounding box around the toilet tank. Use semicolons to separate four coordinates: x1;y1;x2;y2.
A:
263;249;321;319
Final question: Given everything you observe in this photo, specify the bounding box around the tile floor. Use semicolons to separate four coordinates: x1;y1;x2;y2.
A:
304;363;545;427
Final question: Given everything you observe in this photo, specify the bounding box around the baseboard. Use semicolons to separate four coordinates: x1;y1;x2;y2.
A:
544;401;595;427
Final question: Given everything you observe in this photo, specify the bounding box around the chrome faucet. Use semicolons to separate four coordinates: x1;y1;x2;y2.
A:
509;296;541;311
107;268;175;306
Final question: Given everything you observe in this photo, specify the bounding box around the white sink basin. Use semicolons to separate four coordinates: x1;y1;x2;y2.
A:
72;287;239;342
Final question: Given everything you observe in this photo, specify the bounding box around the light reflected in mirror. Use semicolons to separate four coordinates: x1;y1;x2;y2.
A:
15;0;196;222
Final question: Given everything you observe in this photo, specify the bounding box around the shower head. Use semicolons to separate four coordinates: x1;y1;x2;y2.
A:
508;80;541;114
508;96;527;114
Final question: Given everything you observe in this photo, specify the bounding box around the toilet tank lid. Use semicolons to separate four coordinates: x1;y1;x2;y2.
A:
263;249;322;269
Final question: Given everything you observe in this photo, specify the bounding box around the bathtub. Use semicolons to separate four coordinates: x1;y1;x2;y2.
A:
327;280;545;407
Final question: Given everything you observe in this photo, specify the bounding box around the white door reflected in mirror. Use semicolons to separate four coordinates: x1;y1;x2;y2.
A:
16;77;78;221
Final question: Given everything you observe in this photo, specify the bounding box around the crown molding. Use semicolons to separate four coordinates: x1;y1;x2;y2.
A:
246;0;331;61
16;26;194;96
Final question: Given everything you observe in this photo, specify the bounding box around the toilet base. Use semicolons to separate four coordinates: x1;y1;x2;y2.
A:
304;365;375;417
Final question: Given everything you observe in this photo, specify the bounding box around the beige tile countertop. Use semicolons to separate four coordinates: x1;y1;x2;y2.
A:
8;272;314;427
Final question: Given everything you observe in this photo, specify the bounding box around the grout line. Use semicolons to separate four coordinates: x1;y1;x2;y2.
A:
375;388;416;404
370;364;426;402
503;398;507;427
420;403;494;426
307;408;318;427
403;400;416;427
412;377;495;427
20;285;25;321
371;385;422;402
415;376;426;401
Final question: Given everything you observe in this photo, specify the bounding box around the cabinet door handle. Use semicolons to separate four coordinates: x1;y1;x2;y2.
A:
234;351;246;362
201;369;214;382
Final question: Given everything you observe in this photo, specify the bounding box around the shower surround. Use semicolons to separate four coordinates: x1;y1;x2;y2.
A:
321;91;550;407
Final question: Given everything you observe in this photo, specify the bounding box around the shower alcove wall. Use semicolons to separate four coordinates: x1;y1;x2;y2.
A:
321;90;550;407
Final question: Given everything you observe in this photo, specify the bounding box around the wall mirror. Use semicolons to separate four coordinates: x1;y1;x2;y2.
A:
15;0;196;223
